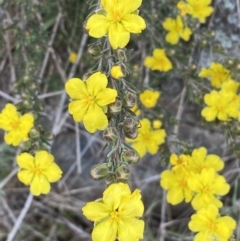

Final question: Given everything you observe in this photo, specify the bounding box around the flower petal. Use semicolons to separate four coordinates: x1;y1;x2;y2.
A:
109;22;130;49
35;151;53;169
120;0;142;14
83;104;108;133
86;14;110;38
165;31;179;45
121;14;146;33
96;88;117;106
132;141;147;157
86;72;108;97
118;218;144;241
103;183;131;211
18;170;34;185
167;186;184;205
82;201;111;222
30;174;51;196
17;152;35;169
65;78;87;99
119;189;144;218
68;100;89;122
92;220;117;241
41;162;62;183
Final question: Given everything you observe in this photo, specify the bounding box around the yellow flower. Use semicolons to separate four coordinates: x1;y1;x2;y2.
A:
187;168;230;210
199;62;231;88
189;205;236;241
160;167;193;205
152;120;162;129
221;79;239;93
162;15;192;45
82;183;144;241
126;118;166;157
68;52;77;63
85;0;146;49
177;1;191;16
144;48;173;72
201;90;239;121
65;72;117;133
189;147;224;173
111;65;124;79
139;90;160;108
0;103;34;146
186;0;213;23
170;153;192;171
131;104;141;116
17;151;62;196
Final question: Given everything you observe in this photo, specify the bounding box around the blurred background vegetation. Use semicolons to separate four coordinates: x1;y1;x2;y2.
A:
0;0;240;240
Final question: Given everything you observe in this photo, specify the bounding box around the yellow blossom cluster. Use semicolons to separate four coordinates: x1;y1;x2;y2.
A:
160;147;236;241
177;0;213;23
82;182;144;241
199;62;240;122
126;118;166;157
0;103;62;196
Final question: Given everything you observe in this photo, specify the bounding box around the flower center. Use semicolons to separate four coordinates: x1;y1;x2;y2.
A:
110;211;121;222
178;177;187;188
11;120;20;129
208;221;216;232
32;167;42;175
217;103;225;111
85;95;95;106
203;185;211;194
193;4;202;11
111;10;123;22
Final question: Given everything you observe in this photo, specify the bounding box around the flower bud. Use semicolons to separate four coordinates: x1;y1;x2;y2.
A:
43;131;54;140
116;49;127;62
123;118;138;139
111;65;124;79
90;163;110;180
105;175;117;185
153;120;162;129
116;163;130;181
103;127;118;142
87;45;101;57
123;92;137;109
108;99;122;114
20;140;32;151
122;149;140;164
29;128;40;139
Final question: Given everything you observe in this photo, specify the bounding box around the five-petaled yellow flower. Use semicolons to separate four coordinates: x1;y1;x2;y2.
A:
144;48;173;72
82;182;144;241
0;103;34;146
17;151;62;196
85;0;146;49
161;167;193;205
186;0;213;23
201;90;239;121
65;72;117;133
187;168;230;210
140;89;160;108
126;118;166;157
189;205;236;241
199;62;232;88
162;15;192;45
